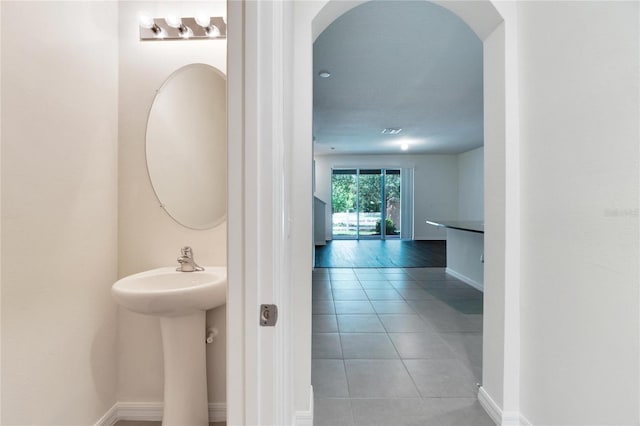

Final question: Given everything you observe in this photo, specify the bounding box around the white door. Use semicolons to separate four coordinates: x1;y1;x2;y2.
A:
227;1;293;425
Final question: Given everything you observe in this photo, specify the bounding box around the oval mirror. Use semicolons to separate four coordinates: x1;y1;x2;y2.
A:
146;64;227;229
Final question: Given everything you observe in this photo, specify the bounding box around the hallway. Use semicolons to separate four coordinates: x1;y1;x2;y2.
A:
312;267;492;426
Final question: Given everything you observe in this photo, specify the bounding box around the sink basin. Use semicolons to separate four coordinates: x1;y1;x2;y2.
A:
111;266;227;425
112;266;226;316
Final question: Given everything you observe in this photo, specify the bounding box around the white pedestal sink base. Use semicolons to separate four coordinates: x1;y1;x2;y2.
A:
160;311;209;426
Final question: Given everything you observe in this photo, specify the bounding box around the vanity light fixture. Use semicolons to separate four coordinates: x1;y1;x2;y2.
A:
139;15;226;41
381;128;402;135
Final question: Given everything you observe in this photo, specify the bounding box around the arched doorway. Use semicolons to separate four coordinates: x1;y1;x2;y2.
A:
289;1;521;423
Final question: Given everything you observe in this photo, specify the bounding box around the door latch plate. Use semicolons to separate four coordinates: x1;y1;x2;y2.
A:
260;304;278;326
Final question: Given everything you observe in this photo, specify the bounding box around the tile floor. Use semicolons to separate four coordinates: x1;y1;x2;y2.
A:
312;267;494;426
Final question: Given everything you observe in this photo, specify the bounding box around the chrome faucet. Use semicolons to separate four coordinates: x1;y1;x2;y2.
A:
176;246;204;272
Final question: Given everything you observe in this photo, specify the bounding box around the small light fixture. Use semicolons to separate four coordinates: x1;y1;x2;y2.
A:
401;143;409;151
382;128;402;135
139;16;226;41
319;71;331;78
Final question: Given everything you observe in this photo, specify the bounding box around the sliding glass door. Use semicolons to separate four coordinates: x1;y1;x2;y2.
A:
331;168;401;239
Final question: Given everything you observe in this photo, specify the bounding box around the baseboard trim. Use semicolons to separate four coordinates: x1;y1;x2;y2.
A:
94;403;119;426
478;387;531;426
446;267;484;292
95;402;227;425
294;385;314;426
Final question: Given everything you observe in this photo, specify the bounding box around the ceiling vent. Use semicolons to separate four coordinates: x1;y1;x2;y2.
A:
381;128;402;135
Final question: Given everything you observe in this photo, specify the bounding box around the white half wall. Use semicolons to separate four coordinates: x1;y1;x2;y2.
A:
314;153;458;240
446;229;484;290
117;1;228;406
518;1;639;424
458;146;484;221
1;2;119;424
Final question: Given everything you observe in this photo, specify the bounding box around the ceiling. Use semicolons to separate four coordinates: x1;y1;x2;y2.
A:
313;1;483;156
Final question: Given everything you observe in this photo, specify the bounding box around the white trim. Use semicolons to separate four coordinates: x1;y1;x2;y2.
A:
94;403;119;426
446;267;484;292
478;387;529;426
208;403;228;423
294;386;314;426
94;402;227;425
115;402;163;421
478;387;501;425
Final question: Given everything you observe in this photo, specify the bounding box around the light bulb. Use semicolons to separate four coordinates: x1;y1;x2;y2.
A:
165;15;182;29
139;15;155;29
195;15;211;28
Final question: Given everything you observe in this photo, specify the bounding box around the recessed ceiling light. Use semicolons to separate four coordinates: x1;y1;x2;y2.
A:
401;143;409;151
382;128;402;135
318;71;331;78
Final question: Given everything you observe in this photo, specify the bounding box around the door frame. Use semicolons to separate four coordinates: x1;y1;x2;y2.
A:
227;1;294;424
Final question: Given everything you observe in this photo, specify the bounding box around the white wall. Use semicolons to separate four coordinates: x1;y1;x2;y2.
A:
314;153;459;240
518;1;639;424
117;1;228;406
1;2;119;424
457;146;484;220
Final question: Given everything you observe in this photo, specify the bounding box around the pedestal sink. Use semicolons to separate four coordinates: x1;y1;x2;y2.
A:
112;266;227;426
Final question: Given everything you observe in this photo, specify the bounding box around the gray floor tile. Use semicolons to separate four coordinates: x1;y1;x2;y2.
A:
337;314;386;332
313;333;342;359
333;289;369;301
403;359;478;397
313;286;333;301
359;280;394;289
415;280;452;289
446;298;484;314
331;273;359;281
379;272;414;280
407;299;455;315
313;280;331;289
439;332;483;381
377;267;408;273
371;300;415;314
466;314;484;330
364;289;404;300
313;315;338;333
396;288;436;300
314;398;354;426
334;300;375;314
419;308;482;333
426;397;495;426
351;398;430;426
389;281;423;289
330;268;357;275
340;333;399;359
331;280;363;289
312;359;349;397
344;359;419;397
313;300;335;314
379;314;432;332
388;332;455;359
354;272;387;280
